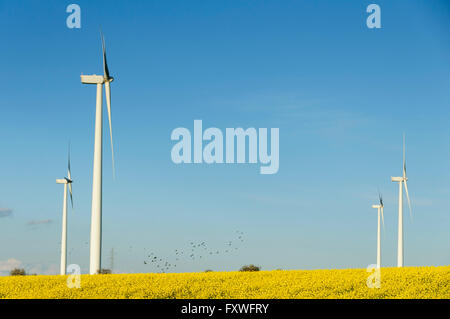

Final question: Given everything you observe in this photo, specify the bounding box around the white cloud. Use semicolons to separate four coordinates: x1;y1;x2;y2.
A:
0;208;13;218
26;219;53;226
0;258;22;274
25;263;59;276
0;259;60;276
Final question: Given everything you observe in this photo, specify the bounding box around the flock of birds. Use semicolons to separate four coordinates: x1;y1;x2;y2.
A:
142;231;246;273
58;231;246;274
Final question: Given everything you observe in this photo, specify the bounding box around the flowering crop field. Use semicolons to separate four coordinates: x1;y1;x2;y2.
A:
0;266;448;299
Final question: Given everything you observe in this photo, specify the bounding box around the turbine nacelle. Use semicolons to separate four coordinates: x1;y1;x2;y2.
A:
56;178;69;184
372;197;385;229
391;176;407;182
81;74;107;84
56;145;74;209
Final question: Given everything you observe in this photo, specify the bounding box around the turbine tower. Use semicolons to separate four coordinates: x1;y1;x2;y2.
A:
81;32;115;275
391;134;412;267
371;193;384;268
56;146;73;275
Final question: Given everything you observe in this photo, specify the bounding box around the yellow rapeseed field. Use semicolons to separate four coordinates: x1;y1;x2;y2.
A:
0;266;448;299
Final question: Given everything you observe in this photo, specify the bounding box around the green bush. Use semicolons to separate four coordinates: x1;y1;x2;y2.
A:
10;268;26;276
97;268;112;274
239;264;260;272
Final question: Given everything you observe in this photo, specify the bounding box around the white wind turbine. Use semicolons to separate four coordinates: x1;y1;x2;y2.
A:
81;32;115;275
391;134;412;267
56;147;73;275
371;193;384;269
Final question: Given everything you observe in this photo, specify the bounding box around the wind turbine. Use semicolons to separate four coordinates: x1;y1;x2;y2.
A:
56;146;73;275
371;193;384;269
391;134;412;267
81;32;115;275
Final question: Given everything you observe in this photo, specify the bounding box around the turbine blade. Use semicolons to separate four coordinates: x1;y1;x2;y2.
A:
105;81;115;178
404;180;412;220
67;142;73;209
380;194;383;207
403;133;406;178
404;162;407;179
101;32;110;79
67;144;71;181
68;183;73;209
381;206;385;230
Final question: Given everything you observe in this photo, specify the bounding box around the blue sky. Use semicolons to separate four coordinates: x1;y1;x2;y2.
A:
0;0;449;275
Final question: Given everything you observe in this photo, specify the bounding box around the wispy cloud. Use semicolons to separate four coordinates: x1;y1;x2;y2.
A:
0;208;13;218
26;219;53;226
0;259;59;276
0;258;22;275
24;263;59;276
